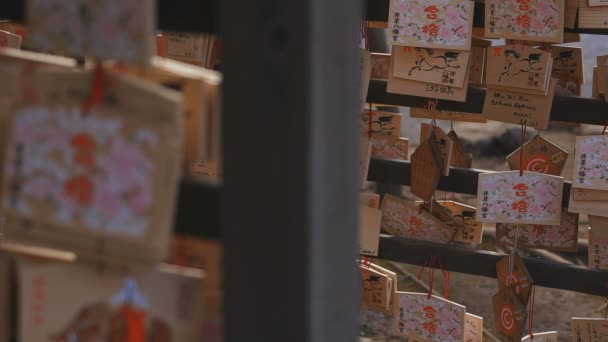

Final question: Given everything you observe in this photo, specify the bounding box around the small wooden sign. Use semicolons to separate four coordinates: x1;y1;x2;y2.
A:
27;0;155;64
410;108;487;123
360;110;402;138
477;171;564;225
483;78;557;129
564;0;579;28
396;292;466;341
485;0;565;43
418;200;467;234
573;135;608;191
506;135;568;176
360;192;381;209
592;66;600;98
19;260;205;341
492;287;528;342
2;67;182;266
360;265;392;313
420;123;454;176
360;205;382;256
381;194;457;243
440;200;483;244
388;0;474;50
496;210;579;252
578;0;608;29
572;187;608;201
392;47;470;88
496;253;534;305
368;263;398;315
568;191;608;217
597;56;608;96
464;313;484;342
571;318;608;342
359;138;372;189
551;46;584;82
387;56;471;102
588;224;608;269
447;130;472;169
554;74;582;97
589;215;608;230
370;136;409;160
371;53;391;80
521;331;558;341
0;30;21;49
163;32;217;68
486;45;553;94
410;135;443;201
360;49;372;109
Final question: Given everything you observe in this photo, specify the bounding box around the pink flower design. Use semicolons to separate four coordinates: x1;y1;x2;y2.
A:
93;188;122;218
23;176;54;199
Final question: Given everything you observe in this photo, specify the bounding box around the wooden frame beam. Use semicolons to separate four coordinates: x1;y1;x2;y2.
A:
221;0;361;340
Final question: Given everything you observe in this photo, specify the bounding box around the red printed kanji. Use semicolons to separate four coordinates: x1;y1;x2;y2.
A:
407;216;424;235
513;183;528;197
423;321;438;334
516;0;530;10
422;23;439;36
511;200;529;213
516;14;530;28
423;306;436;319
424;5;439;19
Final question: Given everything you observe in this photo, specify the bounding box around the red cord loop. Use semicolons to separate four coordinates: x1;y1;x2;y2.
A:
519;123;528;176
528;285;536;340
82;63;106;114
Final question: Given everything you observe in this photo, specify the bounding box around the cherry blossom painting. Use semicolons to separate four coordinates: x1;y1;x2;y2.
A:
27;0;154;64
495;211;578;252
573;135;608;191
485;0;564;43
477;171;563;225
388;0;474;50
396;292;465;341
380;194;456;243
3;106;160;237
370;136;408;160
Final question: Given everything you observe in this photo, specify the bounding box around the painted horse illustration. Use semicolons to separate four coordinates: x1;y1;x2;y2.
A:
362;114;397;135
498;50;544;81
552;50;577;74
408;48;462;76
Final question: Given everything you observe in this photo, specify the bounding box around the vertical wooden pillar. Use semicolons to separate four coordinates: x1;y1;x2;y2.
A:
221;0;362;340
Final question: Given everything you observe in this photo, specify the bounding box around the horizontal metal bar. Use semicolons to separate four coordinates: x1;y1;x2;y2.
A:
1;0;219;33
366;0;608;35
367;157;573;208
368;80;608;126
379;235;608;297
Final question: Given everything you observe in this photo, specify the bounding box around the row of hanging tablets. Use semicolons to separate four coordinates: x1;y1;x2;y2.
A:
357;0;608;340
0;3;224;340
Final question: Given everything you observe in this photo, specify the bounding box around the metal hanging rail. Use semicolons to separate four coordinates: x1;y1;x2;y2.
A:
368;80;608;126
378;235;608;297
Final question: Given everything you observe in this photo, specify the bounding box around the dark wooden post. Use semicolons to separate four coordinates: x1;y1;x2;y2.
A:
221;0;363;341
